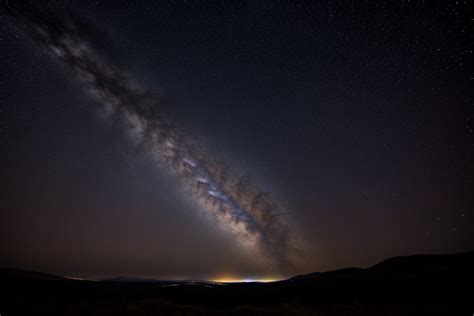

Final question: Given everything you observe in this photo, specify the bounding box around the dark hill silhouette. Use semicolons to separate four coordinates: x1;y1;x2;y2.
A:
288;251;474;284
1;251;473;315
101;276;165;283
0;268;65;281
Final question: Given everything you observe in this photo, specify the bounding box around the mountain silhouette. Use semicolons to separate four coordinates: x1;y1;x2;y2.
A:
1;251;473;315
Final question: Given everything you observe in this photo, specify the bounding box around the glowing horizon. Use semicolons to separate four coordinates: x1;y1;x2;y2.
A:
211;277;282;283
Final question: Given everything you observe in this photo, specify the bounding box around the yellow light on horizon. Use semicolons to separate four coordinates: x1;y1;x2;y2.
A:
211;277;281;283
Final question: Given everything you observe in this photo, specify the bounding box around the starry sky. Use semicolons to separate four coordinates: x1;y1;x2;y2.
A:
0;1;473;280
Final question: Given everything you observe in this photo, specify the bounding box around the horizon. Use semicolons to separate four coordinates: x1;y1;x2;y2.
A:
4;249;472;282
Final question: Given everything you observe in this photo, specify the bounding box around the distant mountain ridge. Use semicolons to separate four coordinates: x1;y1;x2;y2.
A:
1;251;473;315
0;268;65;281
288;250;474;284
2;250;473;283
101;276;165;283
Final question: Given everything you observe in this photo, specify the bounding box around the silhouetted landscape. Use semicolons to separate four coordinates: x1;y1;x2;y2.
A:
1;251;473;315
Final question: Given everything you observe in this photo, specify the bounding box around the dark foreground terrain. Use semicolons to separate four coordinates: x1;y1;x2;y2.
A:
1;251;473;315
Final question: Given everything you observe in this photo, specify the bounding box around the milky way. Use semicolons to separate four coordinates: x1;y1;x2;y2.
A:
5;4;298;270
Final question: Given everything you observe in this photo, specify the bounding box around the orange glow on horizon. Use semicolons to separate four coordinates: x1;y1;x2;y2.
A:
211;277;282;283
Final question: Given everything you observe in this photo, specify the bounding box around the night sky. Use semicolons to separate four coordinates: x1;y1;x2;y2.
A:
1;1;473;281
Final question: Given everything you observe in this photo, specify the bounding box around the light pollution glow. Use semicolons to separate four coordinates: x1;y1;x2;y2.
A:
212;277;282;283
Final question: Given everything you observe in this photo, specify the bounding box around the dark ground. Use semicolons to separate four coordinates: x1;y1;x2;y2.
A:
1;251;473;315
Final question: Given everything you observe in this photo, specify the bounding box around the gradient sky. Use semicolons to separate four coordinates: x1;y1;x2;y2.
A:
1;1;473;280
